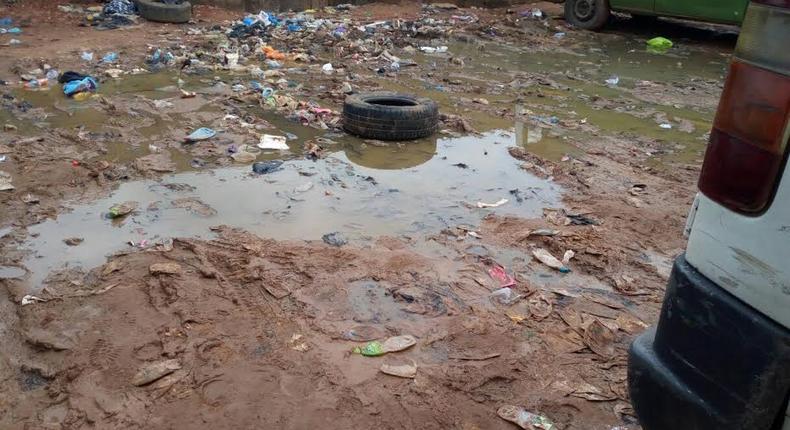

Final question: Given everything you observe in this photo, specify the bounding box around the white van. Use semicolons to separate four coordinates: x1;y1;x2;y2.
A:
627;0;790;429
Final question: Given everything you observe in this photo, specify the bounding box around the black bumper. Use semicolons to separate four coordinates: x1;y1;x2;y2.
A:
628;255;790;430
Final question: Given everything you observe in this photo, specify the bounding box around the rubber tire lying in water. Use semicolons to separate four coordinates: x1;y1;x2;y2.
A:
343;92;439;141
134;0;192;24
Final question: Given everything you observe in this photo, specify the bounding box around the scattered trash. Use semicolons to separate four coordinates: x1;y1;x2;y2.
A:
132;359;181;386
532;248;571;273
322;63;334;74
21;295;46;306
659;123;673;129
230;145;260;163
583;319;616;358
185;127;217;142
352;335;417;356
553;32;566;40
0;171;15;191
252;160;283;174
108;201;138;218
59;71;98;98
380;359;417;378
497;405;555;430
646;36;673;54
419;46;449;54
103;0;137;16
322;231;348;247
258;134;289;150
490;287;522;305
293;182;314;193
489;264;516;288
477;198;508;208
605;76;619;86
80;51;94;62
101;52;119;63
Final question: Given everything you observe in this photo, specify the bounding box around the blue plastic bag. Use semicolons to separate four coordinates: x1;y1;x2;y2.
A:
63;77;98;97
185;127;217;142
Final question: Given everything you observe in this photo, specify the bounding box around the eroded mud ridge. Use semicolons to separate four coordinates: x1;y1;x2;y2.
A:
0;0;736;428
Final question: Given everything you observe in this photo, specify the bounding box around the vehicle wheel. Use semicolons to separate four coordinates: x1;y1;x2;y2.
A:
564;0;610;30
134;0;192;24
343;92;439;141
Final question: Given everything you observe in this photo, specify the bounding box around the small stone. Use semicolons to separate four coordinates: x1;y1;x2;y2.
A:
63;237;84;246
4;124;17;131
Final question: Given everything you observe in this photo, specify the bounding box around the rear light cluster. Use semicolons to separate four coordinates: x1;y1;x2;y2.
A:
698;1;790;214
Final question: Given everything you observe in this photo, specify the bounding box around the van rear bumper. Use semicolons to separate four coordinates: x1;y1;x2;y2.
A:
628;254;790;430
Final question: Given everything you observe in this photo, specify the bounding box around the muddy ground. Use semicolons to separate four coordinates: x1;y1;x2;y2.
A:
0;1;737;429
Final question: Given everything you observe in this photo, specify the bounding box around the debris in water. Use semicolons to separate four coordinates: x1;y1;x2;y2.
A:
476;198;508;208
108;201;138;218
322;232;348;247
185;127;217;142
532;248;571;273
21;295;46;306
252;160;283;174
258;134;289;150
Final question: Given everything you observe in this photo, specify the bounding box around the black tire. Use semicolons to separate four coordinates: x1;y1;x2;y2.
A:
343;92;439;141
134;0;192;24
564;0;610;30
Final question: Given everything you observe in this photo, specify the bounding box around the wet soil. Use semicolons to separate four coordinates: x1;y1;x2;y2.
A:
0;1;736;429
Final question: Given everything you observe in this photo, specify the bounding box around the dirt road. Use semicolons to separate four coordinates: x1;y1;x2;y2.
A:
0;1;736;428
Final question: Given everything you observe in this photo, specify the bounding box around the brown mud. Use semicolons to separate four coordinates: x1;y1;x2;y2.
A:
0;0;737;428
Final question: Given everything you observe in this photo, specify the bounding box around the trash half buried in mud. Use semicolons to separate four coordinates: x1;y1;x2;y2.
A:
488;264;516;288
497;405;556;430
322;232;348;247
380;359;417;379
352;335;417;357
252;160;283;174
490;287;522;306
532;248;572;273
107;201;138;219
258;134;289;150
185;127;217;142
131;359;181;386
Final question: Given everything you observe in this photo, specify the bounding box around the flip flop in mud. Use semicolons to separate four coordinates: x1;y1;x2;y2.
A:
497;405;556;430
352;335;416;356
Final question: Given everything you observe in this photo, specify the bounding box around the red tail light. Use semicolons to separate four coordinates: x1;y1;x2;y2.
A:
698;60;790;214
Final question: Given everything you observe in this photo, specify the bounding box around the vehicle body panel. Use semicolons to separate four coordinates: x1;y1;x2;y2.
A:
609;0;749;24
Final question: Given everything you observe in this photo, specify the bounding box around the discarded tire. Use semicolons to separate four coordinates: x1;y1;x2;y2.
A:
343;92;439;141
134;0;192;24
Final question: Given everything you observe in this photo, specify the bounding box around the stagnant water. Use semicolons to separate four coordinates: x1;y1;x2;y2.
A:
1;27;732;289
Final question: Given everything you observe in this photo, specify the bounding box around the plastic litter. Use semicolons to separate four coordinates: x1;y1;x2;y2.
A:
646;37;673;53
21;295;47;306
659;123;673;129
185;127;217;142
352;335;417;356
108;201;137;218
103;0;137;16
489;264;516;288
497;405;555;430
252;160;283;174
477;198;508;208
532;248;571;273
45;69;59;81
490;287;522;305
380;360;417;378
322;232;347;247
23;78;49;89
230;145;260;163
63;77;98;97
263;46;285;60
605;76;619;86
322;63;334;74
553;32;566;39
419;46;448;54
80;51;94;62
258;134;289;150
101;52;118;64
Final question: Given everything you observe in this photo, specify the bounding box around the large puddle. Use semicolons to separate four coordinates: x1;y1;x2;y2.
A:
21;131;560;288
